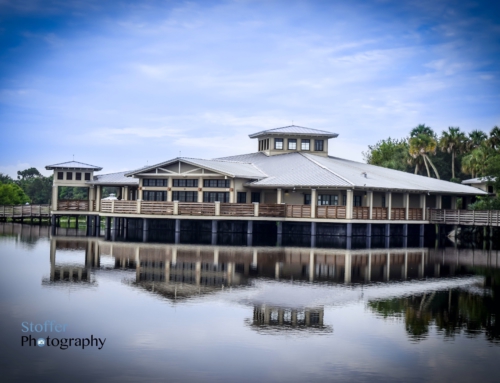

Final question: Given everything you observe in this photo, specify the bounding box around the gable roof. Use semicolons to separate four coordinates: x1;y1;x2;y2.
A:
45;161;102;171
218;152;487;195
87;171;139;186
249;125;338;139
125;157;267;179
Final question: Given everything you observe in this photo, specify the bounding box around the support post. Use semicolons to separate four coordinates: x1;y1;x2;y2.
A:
403;192;409;220
311;189;317;218
247;220;253;235
346;223;352;237
175;219;180;233
367;191;373;220
173;201;179;215
386;191;392;220
214;201;220;216
346;189;353;220
253;202;259;217
277;188;282;204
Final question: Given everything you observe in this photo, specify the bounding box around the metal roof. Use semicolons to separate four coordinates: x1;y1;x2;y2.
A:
45;161;102;171
249;125;338;139
87;171;139;186
218;152;487;195
125;157;267;179
462;177;495;184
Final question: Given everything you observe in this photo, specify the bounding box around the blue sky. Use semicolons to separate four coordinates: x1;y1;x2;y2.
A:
0;0;499;177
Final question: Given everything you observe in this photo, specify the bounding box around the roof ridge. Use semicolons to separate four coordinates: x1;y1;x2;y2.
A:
300;153;354;186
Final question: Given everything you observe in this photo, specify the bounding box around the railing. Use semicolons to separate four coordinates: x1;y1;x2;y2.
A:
372;207;387;220
430;209;500;227
141;201;174;215
220;203;254;216
259;204;286;217
178;203;215;216
352;207;369;219
286;204;311;218
317;205;346;219
391;208;406;220
0;204;51;217
408;208;423;221
57;200;89;211
113;200;139;214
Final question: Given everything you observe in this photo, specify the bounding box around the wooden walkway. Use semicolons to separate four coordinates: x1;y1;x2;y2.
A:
429;209;500;227
0;205;50;220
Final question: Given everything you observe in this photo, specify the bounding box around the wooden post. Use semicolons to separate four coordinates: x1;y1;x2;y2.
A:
346;189;353;220
311;189;317;218
367;191;373;220
253;202;259;217
403;193;409;220
214;201;220;216
173;201;179;215
386;191;392;220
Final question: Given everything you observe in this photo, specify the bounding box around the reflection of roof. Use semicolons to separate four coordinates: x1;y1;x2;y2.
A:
88;171;139;186
218;152;487;194
125;157;267;179
462;177;495;185
249;125;338;139
45;161;102;171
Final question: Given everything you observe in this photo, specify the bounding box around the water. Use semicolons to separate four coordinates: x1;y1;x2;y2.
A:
1;223;499;383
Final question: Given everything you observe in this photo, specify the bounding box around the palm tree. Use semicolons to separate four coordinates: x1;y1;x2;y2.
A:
462;146;489;178
409;133;440;179
410;124;435;138
488;126;500;150
466;130;487;151
439;127;466;179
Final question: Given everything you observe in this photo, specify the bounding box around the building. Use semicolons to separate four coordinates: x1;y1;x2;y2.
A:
45;126;487;231
462;177;497;196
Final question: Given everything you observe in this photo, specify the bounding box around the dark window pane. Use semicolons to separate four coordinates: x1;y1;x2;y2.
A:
57;172;64;180
66;172;73;180
75;172;82;180
85;173;91;181
251;192;260;203
237;192;247;203
288;139;297;150
304;194;311;205
301;139;310;150
315;140;324;151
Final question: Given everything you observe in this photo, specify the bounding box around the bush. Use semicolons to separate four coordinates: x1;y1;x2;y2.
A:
468;196;500;210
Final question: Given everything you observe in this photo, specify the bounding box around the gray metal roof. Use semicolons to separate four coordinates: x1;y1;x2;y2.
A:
45;161;102;171
249;125;338;139
88;171;139;186
219;152;486;195
125;157;267;179
462;177;495;184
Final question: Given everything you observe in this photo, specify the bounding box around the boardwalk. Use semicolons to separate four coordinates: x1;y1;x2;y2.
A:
0;205;50;221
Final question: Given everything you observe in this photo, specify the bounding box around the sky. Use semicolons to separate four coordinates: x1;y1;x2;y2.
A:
0;0;499;177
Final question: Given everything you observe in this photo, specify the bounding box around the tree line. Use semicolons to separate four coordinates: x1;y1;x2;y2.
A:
0;168;53;205
364;124;500;209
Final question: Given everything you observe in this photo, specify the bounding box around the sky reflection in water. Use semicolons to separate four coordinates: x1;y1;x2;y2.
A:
0;222;499;383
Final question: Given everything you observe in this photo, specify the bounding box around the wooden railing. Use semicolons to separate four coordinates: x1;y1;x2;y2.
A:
178;203;215;216
220;203;254;216
317;205;346;219
430;209;500;227
408;208;423;221
259;204;285;217
286;204;311;218
0;204;51;217
391;208;406;220
57;200;89;211
352;207;369;219
141;201;174;215
372;207;387;220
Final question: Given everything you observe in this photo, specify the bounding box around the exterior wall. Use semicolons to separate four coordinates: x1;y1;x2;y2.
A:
283;190;306;204
391;193;404;208
373;192;384;207
52;170;95;187
256;135;330;157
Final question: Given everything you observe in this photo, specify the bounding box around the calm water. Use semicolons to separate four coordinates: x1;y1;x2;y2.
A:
1;223;499;383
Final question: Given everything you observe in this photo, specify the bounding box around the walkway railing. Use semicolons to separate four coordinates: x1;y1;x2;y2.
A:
430;209;500;226
58;200;89;211
0;204;50;218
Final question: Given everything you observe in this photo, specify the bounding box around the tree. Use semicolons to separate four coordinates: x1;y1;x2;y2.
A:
0;173;13;184
363;138;411;172
17;167;42;180
439;127;466;180
15;168;53;204
409;126;440;179
0;183;30;205
466;130;488;151
488;126;500;150
462;145;490;178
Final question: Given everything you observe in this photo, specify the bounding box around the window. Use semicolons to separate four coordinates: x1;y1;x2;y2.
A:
237;192;247;203
75;172;81;181
315;140;324;151
57;172;64;180
203;192;229;202
342;194;346;206
173;179;198;187
203;179;230;188
382;196;386;208
275;138;283;150
354;196;362;207
85;173;91;181
488;186;494;193
172;191;197;202
304;194;311;205
301;139;310;150
143;179;168;187
251;192;261;203
66;172;73;180
317;195;338;205
288;139;297;150
143;191;166;201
